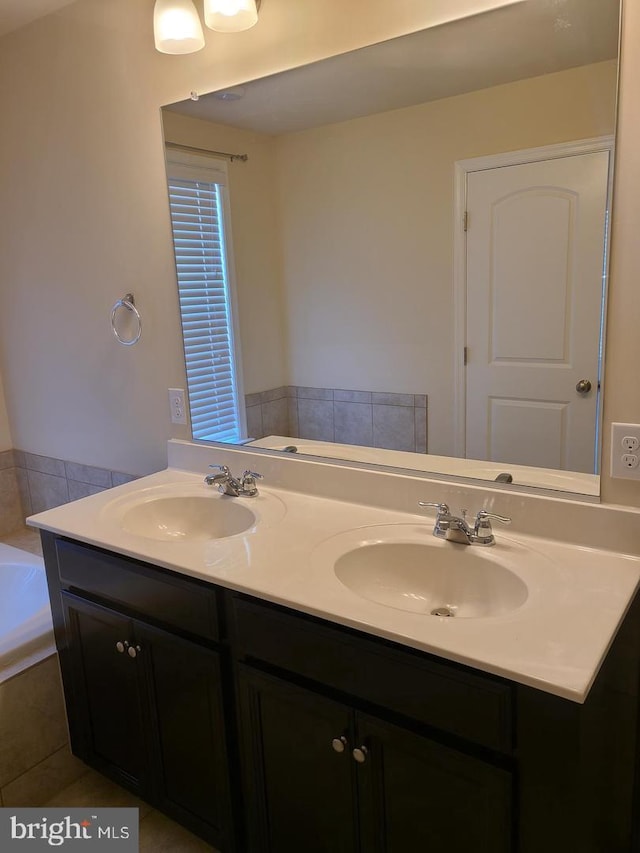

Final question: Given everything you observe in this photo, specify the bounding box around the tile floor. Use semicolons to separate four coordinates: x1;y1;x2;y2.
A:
45;769;218;851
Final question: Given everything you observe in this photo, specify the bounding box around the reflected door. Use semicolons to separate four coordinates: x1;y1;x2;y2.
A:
465;150;610;473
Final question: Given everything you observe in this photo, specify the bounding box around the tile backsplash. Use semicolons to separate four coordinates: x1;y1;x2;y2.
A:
245;386;428;454
0;449;137;525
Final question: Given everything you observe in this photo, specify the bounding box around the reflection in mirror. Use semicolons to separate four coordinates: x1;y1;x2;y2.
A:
161;0;620;496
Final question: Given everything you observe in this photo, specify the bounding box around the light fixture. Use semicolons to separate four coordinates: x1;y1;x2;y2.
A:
204;0;259;33
153;0;205;55
154;0;261;55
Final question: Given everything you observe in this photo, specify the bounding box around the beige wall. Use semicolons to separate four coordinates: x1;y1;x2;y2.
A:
161;111;287;396
0;0;637;505
600;0;640;506
0;366;12;451
276;61;616;456
0;0;517;476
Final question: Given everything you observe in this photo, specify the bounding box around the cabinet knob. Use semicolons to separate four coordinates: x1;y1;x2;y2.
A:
331;736;347;754
127;645;141;659
352;746;368;764
115;641;125;654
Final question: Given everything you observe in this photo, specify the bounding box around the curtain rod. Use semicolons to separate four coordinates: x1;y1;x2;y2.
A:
165;141;248;163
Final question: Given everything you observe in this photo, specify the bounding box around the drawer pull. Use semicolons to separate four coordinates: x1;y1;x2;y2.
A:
115;641;125;654
352;746;368;764
331;736;347;754
128;645;141;659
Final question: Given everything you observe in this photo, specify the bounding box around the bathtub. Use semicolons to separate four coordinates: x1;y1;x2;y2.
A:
0;543;55;684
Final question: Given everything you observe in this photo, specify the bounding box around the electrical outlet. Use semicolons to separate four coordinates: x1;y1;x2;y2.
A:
611;423;640;479
168;388;187;425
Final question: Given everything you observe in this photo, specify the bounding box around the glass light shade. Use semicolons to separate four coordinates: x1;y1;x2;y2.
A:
154;0;205;54
204;0;259;33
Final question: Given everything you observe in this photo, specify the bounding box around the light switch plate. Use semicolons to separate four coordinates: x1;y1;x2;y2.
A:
610;423;640;479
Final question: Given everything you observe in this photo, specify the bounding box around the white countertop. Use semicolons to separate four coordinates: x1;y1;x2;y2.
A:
28;466;640;704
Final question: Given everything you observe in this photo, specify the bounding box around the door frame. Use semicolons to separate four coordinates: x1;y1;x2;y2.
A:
452;136;615;459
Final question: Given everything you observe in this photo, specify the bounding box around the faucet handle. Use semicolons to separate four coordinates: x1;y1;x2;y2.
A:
418;501;450;515
475;510;511;526
472;510;512;545
209;464;231;474
240;470;263;496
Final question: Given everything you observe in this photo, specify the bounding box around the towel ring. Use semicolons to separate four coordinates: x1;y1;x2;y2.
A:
111;293;142;346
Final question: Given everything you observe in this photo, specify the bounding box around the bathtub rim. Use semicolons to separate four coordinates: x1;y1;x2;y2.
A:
0;542;55;685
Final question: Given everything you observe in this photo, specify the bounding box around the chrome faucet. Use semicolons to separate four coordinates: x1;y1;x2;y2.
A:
418;501;511;546
204;464;263;497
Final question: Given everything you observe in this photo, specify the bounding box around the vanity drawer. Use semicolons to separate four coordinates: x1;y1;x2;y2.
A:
230;595;513;753
55;539;219;642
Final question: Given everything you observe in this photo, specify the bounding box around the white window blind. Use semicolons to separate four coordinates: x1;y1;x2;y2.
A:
166;153;245;443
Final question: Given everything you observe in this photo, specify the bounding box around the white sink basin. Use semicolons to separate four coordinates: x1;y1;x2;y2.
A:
99;479;287;544
120;495;256;542
334;540;528;618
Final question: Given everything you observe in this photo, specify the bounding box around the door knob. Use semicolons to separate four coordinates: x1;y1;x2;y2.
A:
576;379;592;394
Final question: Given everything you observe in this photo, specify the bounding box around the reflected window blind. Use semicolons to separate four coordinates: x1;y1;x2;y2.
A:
167;175;241;443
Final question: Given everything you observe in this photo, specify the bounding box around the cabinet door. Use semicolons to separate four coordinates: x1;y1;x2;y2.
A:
238;666;358;853
61;593;150;794
136;622;232;848
356;713;513;853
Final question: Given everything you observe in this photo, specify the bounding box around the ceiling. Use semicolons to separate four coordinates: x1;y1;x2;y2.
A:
0;0;77;38
165;0;620;136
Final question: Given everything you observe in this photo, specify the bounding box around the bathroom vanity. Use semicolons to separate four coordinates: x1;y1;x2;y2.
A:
30;445;640;853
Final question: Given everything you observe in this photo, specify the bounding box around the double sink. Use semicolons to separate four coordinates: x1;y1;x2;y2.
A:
102;481;529;620
28;459;640;701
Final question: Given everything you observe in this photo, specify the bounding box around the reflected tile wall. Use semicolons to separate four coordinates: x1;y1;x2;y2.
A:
245;387;290;441
372;402;415;452
245;387;428;453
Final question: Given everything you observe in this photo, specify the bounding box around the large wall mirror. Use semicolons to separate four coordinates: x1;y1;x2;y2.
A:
161;0;620;497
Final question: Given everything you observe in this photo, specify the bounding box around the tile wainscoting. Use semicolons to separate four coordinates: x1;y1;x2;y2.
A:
0;450;23;536
0;449;138;527
245;386;428;454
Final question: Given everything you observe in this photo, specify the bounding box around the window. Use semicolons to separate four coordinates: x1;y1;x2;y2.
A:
165;151;245;443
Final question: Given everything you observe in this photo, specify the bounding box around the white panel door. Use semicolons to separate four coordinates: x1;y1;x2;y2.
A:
465;151;609;473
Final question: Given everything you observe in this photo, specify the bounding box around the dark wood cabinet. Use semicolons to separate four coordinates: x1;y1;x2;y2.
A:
238;665;512;853
356;713;512;853
62;593;149;792
41;532;640;853
58;582;234;850
135;621;231;841
239;667;358;853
